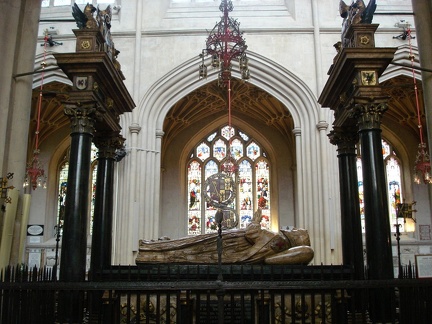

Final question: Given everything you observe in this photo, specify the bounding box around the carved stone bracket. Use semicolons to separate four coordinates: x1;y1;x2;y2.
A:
64;101;104;135
93;132;125;159
349;101;388;131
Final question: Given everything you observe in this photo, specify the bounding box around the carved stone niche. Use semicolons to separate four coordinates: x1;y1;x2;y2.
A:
345;23;379;48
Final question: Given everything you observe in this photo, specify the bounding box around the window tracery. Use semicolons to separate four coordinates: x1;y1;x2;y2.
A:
187;125;270;235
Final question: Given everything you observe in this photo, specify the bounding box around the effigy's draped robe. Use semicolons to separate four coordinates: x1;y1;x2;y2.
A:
136;220;314;265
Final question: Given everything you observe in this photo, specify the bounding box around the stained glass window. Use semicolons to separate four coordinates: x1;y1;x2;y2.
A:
188;161;202;235
57;161;69;237
256;160;270;229
197;142;210;161
230;139;243;161
221;125;235;140
187;125;270;235
239;160;253;228
213;139;226;161
90;163;98;235
246;142;260;160
357;158;365;232
387;156;404;231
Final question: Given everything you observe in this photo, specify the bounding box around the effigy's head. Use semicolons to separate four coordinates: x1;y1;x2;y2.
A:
280;228;311;247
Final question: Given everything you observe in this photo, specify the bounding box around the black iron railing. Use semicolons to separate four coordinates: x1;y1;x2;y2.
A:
1;264;431;323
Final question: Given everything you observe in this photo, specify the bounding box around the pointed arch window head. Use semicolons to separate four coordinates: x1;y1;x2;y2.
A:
187;125;271;235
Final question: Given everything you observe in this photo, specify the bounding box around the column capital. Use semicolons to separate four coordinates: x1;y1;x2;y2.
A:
129;123;142;134
93;131;125;159
64;101;104;135
156;130;165;138
328;127;359;155
316;121;329;131
350;101;387;131
292;127;301;136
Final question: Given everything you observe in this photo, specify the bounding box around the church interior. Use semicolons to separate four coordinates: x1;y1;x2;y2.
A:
1;0;432;322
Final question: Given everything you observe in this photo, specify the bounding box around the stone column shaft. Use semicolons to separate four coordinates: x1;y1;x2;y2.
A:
329;129;364;279
60;135;93;281
59;103;98;323
91;134;124;274
353;102;393;279
352;101;394;322
60;103;98;282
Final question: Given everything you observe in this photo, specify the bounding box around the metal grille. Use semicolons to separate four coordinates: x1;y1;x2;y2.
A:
1;264;431;323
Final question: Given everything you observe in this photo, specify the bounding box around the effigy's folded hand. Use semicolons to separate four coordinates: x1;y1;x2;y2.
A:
251;208;263;224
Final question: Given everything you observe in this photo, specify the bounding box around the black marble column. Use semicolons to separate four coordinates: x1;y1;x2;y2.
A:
329;128;364;279
59;102;97;323
352;101;395;322
91;133;124;276
60;103;98;281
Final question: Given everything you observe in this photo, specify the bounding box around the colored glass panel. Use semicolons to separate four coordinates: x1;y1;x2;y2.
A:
230;138;243;161
239;160;253;228
187;126;269;234
256;160;270;229
387;156;404;232
188;161;201;212
247;142;260;160
221;125;235;140
197;142;210;161
213;139;226;161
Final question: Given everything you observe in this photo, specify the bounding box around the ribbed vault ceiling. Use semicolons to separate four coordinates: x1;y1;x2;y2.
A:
382;75;426;139
163;79;294;142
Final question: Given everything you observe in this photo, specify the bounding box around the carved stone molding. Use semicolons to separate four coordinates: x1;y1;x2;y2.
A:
350;102;388;131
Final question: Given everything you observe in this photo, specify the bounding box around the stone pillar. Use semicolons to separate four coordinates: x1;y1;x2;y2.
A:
59;102;97;323
126;123;141;263
328;128;364;279
0;0;41;266
91;132;124;275
292;128;305;229
351;100;394;321
0;0;41;178
317;121;330;261
60;102;99;282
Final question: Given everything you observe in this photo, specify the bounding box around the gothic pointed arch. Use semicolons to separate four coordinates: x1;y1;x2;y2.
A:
128;50;337;264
